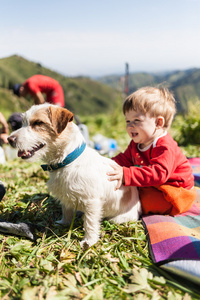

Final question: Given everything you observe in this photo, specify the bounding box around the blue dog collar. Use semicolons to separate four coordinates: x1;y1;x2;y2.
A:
41;142;86;172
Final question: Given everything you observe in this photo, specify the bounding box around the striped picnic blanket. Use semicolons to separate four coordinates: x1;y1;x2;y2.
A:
142;203;200;284
188;157;200;186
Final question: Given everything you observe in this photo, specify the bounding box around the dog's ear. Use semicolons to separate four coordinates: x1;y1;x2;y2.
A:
48;106;74;135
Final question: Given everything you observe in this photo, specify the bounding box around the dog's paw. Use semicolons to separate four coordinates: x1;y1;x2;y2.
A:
80;240;90;250
80;238;98;249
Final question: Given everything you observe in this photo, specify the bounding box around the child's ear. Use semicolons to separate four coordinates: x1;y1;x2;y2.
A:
155;116;165;128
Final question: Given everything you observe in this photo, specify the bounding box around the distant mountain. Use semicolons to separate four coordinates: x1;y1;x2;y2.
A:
0;55;119;117
1;55;200;117
97;68;200;113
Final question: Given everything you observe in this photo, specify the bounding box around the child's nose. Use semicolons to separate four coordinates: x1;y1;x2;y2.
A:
127;122;134;128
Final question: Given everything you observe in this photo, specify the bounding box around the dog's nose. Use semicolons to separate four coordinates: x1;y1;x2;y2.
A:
7;135;17;148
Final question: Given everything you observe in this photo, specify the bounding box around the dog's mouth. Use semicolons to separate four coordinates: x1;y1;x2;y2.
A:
18;143;45;159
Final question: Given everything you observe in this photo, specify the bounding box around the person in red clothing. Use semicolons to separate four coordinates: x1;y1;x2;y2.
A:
107;86;197;216
13;75;65;107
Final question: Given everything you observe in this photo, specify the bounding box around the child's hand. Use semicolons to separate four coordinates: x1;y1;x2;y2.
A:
107;164;124;190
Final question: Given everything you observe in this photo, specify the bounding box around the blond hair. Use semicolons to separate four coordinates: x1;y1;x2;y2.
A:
123;86;176;129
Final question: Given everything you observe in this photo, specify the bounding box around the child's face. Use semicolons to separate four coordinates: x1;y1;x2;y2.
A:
125;109;163;149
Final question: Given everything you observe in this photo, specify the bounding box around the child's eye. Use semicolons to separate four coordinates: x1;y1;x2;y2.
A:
133;119;141;124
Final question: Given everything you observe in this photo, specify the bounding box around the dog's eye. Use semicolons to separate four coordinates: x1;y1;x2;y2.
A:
32;120;44;127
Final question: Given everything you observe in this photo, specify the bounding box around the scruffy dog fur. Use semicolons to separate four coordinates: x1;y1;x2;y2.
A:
8;104;141;247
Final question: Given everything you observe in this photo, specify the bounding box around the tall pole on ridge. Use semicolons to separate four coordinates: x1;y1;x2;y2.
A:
124;62;129;95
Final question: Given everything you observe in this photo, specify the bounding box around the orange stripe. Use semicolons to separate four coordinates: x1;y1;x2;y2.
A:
148;222;188;244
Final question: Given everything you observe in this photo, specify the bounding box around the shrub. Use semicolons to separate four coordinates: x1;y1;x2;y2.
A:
173;100;200;145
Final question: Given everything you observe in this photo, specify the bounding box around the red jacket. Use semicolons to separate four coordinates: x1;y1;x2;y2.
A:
113;132;194;189
23;75;65;107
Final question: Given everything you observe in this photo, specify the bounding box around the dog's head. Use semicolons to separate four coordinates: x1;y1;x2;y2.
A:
8;104;74;161
29;105;74;136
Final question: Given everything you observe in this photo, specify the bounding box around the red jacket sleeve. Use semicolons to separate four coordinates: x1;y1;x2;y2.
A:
112;141;135;167
123;145;176;187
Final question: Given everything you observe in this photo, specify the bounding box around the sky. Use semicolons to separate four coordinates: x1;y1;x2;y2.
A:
0;0;200;77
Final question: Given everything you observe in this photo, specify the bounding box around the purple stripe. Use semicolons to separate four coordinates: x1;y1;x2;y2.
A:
143;215;176;226
152;236;200;262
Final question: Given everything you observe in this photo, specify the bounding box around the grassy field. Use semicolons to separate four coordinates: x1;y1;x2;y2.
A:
1;103;200;299
0;159;200;299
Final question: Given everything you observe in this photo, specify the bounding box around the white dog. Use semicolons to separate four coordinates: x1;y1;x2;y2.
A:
8;104;141;247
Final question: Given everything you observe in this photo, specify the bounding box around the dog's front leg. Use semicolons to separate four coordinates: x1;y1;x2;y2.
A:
55;204;74;225
80;200;102;248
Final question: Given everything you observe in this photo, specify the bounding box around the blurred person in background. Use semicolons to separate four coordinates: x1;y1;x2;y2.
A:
0;112;9;200
8;113;23;131
13;75;65;107
0;112;9;144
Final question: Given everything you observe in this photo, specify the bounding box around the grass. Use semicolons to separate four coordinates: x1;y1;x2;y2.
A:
1;104;200;299
0;159;200;299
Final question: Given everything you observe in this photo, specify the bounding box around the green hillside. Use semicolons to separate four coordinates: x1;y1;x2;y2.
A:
0;88;29;119
97;69;200;113
0;55;119;117
1;55;200;117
